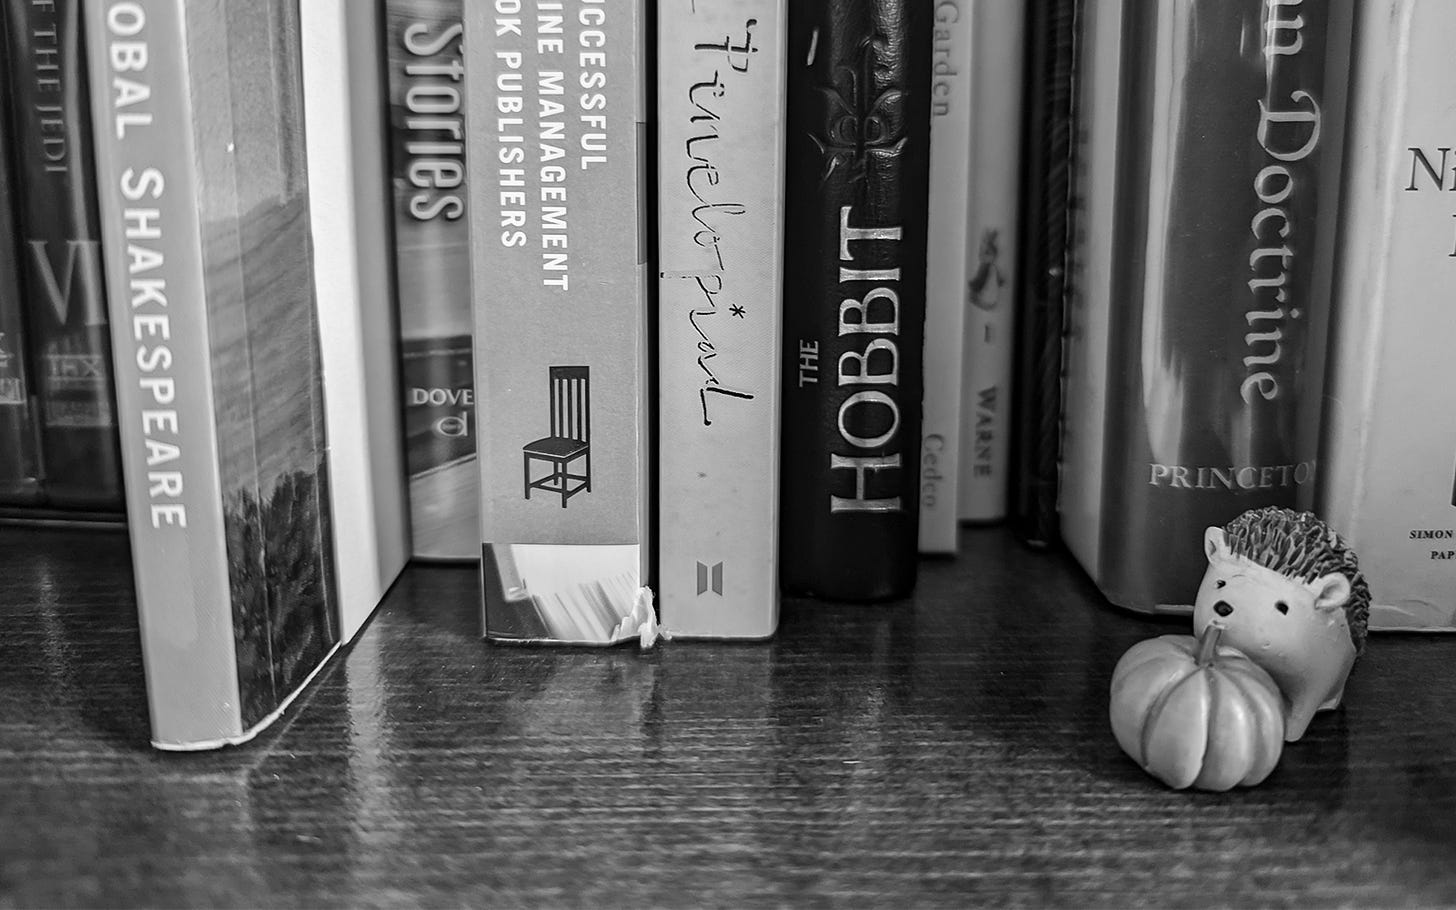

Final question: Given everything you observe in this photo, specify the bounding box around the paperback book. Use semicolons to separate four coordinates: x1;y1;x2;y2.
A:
299;0;412;640
384;0;478;561
87;0;386;748
1060;0;1353;612
465;0;654;644
918;0;973;555
656;0;786;637
780;0;932;601
1320;0;1456;632
957;0;1024;526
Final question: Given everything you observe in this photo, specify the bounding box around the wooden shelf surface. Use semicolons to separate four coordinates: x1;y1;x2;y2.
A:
2;524;1454;907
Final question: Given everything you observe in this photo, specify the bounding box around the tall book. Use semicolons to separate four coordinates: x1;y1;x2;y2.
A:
383;0;478;561
465;0;655;644
1320;0;1456;632
1059;0;1353;612
957;0;1024;526
88;0;344;749
2;0;124;510
656;1;785;637
780;0;932;601
299;0;412;640
917;0;973;555
1008;0;1076;550
0;62;42;506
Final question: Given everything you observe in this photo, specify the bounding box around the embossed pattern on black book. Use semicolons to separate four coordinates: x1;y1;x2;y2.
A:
780;0;932;602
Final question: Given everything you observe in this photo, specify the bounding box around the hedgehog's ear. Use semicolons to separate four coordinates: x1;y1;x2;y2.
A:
1204;526;1230;564
1311;572;1352;612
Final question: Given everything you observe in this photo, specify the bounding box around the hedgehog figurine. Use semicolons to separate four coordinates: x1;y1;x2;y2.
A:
1193;507;1371;742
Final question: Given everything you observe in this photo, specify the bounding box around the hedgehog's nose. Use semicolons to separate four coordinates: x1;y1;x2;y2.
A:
1214;601;1234;617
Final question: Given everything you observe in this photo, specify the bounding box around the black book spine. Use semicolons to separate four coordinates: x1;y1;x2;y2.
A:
2;0;123;510
1096;0;1351;608
780;0;931;601
1010;0;1078;549
0;61;42;504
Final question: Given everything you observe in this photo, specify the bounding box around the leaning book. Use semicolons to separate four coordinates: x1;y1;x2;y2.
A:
465;0;654;644
1059;0;1353;612
1320;0;1456;632
87;0;398;749
657;0;785;638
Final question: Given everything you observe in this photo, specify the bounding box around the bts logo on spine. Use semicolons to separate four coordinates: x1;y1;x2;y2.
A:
696;561;723;596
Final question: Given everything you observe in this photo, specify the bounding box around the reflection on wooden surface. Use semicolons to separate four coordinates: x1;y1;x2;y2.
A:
2;525;1454;906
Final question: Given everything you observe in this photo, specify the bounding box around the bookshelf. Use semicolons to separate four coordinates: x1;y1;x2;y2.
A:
3;524;1454;906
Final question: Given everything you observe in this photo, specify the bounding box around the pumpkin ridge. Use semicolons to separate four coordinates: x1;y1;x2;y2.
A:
1221;661;1283;784
1200;665;1222;785
1138;661;1199;769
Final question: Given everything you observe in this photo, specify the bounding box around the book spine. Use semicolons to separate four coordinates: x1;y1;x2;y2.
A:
1089;0;1352;610
299;0;411;640
780;0;932;601
0;62;43;504
3;0;124;509
1058;0;1122;577
656;0;785;638
917;0;973;555
383;0;478;561
466;0;652;643
958;0;1024;525
1321;0;1456;631
87;0;341;748
1008;0;1076;549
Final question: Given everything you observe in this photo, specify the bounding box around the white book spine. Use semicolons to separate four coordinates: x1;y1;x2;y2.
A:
300;0;411;641
919;0;975;553
958;0;1024;523
1321;0;1456;632
656;0;785;636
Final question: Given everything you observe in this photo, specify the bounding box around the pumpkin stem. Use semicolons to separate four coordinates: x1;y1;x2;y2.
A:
1196;623;1225;667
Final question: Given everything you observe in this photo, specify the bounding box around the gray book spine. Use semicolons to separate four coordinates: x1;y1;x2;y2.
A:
384;0;478;561
466;0;652;643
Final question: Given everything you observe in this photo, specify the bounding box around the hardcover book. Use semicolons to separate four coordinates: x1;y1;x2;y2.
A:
0;64;42;505
299;0;412;640
2;0;124;510
657;0;785;637
1320;0;1456;632
1060;0;1353;612
1008;0;1075;549
88;0;344;749
957;0;1024;526
384;0;478;561
918;0;973;555
465;0;654;643
780;0;932;601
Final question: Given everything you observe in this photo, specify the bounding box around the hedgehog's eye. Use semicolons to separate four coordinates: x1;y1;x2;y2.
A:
1215;579;1226;589
1276;601;1290;615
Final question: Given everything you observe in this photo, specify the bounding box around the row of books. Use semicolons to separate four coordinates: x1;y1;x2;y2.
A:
1054;0;1456;638
6;0;1453;752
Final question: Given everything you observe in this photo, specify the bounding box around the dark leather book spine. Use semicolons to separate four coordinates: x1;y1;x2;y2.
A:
1009;0;1077;549
2;0;124;510
0;60;43;505
780;0;931;601
1095;0;1352;610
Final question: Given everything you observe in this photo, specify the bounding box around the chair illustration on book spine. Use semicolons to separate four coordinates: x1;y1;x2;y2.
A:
523;366;591;507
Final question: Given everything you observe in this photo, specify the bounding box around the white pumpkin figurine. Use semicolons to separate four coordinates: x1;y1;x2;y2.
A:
1191;507;1370;742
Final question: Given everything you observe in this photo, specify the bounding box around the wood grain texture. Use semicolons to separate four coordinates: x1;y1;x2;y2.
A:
2;525;1454;907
